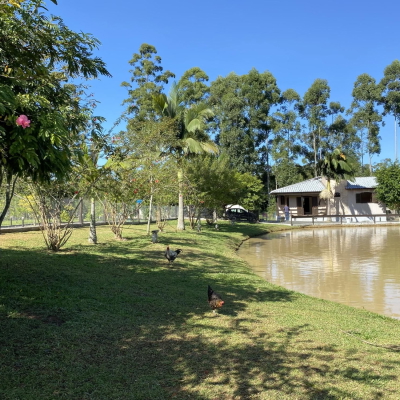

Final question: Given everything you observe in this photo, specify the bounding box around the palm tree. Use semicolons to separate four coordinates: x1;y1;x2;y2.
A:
153;82;218;230
318;148;355;218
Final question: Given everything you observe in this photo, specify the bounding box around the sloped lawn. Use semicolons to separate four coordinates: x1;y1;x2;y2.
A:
1;221;399;399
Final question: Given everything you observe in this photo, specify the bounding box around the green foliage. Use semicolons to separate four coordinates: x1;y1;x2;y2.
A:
0;0;110;226
272;159;305;189
349;73;382;172
318;148;355;187
380;60;400;120
177;67;210;106
234;171;264;210
374;161;400;211
209;69;280;175
121;43;175;120
152;81;218;230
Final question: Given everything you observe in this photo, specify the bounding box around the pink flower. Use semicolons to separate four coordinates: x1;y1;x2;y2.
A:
16;115;31;129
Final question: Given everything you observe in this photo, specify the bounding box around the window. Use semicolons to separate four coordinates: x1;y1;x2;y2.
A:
280;196;285;205
356;192;372;203
296;197;302;207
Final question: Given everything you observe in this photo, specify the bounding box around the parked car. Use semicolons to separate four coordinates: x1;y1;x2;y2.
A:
225;205;257;223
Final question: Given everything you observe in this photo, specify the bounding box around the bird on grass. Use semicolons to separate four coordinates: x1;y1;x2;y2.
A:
164;246;182;264
208;285;224;313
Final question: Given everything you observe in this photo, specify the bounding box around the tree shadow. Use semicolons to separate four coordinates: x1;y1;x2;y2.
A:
0;240;399;399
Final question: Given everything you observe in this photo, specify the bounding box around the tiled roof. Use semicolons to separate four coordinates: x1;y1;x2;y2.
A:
345;177;377;189
270;177;326;194
270;176;378;194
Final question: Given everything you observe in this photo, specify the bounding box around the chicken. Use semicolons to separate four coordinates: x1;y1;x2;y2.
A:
164;246;182;264
208;285;224;313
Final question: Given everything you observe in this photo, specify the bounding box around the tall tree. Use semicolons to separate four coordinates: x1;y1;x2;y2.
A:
299;79;331;177
209;69;280;175
121;43;175;121
271;89;302;189
379;60;400;161
153;83;218;230
0;0;111;229
349;73;382;174
177;67;210;106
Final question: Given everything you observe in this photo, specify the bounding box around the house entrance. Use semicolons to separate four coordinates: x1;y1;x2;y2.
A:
302;196;318;215
303;197;311;214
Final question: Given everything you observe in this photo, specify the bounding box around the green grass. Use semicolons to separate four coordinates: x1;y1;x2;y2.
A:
1;221;400;399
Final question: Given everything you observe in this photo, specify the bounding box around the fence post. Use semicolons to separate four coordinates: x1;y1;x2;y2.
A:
10;217;12;226
22;217;24;227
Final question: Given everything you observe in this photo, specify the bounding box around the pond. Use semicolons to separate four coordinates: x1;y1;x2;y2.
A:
238;226;400;319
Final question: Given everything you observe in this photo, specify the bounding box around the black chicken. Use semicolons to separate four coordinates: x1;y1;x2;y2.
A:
208;285;224;313
164;246;182;264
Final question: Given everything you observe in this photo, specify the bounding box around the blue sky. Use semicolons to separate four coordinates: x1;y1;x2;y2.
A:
47;0;400;164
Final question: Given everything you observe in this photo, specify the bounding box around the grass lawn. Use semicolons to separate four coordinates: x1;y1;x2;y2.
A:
1;221;400;399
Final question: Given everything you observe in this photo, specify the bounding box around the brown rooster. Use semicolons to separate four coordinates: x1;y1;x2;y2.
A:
208;285;224;313
164;246;182;264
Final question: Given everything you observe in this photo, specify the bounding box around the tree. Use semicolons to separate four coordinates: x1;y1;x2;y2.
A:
379;60;400;161
299;79;331;177
25;179;82;251
153;82;218;230
209;69;280;176
177;67;210;106
374;161;400;212
0;0;111;229
349;73;382;174
116;117;179;233
121;43;175;121
271;89;303;190
318;148;355;217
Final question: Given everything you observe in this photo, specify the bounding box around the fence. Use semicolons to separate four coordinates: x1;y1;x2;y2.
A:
1;197;179;229
289;214;400;226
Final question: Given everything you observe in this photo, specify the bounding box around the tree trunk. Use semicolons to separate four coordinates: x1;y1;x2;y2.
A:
0;171;18;231
88;197;97;244
313;128;317;178
146;194;153;235
177;168;185;231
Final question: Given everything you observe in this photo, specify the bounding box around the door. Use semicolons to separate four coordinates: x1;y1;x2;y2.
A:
303;197;311;214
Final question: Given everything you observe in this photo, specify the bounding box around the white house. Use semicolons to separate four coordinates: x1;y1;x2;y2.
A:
270;176;386;221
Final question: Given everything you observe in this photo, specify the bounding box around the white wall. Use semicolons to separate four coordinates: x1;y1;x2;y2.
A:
332;180;386;215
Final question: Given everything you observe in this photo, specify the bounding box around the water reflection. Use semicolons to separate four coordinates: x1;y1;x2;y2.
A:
238;226;400;319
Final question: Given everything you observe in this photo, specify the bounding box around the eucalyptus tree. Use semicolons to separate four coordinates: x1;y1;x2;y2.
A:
271;89;302;189
298;79;331;177
153;83;218;230
0;0;111;230
318;148;355;217
209;69;280;176
177;67;210;106
379;60;400;160
121;43;175;120
209;73;249;171
349;73;382;174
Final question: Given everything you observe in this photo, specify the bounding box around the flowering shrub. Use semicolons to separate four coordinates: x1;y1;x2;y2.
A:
16;114;31;128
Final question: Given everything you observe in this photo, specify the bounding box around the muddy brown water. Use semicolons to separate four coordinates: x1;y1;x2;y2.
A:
238;226;400;319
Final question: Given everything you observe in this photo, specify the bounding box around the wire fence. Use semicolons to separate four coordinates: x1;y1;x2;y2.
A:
1;197;179;228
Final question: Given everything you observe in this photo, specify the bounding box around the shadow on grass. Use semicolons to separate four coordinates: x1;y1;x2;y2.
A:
0;232;398;399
